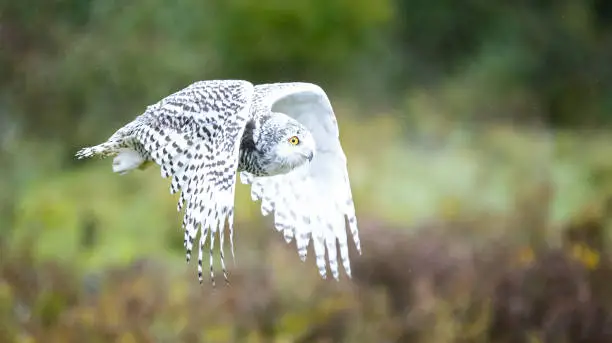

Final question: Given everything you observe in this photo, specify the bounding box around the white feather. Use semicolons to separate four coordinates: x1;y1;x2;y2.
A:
244;82;362;280
112;148;146;174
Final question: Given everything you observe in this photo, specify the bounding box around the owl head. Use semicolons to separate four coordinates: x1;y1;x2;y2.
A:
256;112;315;176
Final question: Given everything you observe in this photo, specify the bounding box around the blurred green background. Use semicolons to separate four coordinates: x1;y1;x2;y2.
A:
3;1;612;342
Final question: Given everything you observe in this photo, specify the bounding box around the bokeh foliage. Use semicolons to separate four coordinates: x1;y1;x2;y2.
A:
3;0;612;146
3;0;612;342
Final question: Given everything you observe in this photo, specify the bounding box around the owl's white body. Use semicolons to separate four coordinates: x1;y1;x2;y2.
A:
76;80;361;285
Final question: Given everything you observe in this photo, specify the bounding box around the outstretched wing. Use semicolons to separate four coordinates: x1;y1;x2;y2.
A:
241;82;361;280
132;80;254;285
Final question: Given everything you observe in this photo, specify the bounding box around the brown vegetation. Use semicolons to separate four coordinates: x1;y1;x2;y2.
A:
3;213;612;343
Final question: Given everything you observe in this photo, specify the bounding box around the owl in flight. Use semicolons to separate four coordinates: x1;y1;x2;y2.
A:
76;80;361;285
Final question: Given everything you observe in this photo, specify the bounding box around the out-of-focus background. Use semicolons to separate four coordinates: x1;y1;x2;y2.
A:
2;1;612;342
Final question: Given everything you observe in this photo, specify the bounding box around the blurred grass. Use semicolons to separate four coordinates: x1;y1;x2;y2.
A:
6;102;612;272
3;102;612;342
3;109;548;265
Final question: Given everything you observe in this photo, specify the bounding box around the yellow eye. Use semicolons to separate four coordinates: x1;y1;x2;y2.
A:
288;136;300;145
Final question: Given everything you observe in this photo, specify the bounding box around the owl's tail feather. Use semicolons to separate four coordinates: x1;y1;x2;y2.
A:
75;141;119;159
76;137;149;175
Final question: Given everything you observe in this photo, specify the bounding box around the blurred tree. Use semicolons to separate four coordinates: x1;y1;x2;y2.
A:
389;0;612;127
2;0;612;154
1;0;392;154
208;0;391;82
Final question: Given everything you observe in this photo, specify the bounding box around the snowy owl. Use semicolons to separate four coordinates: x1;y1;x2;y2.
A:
76;80;361;285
